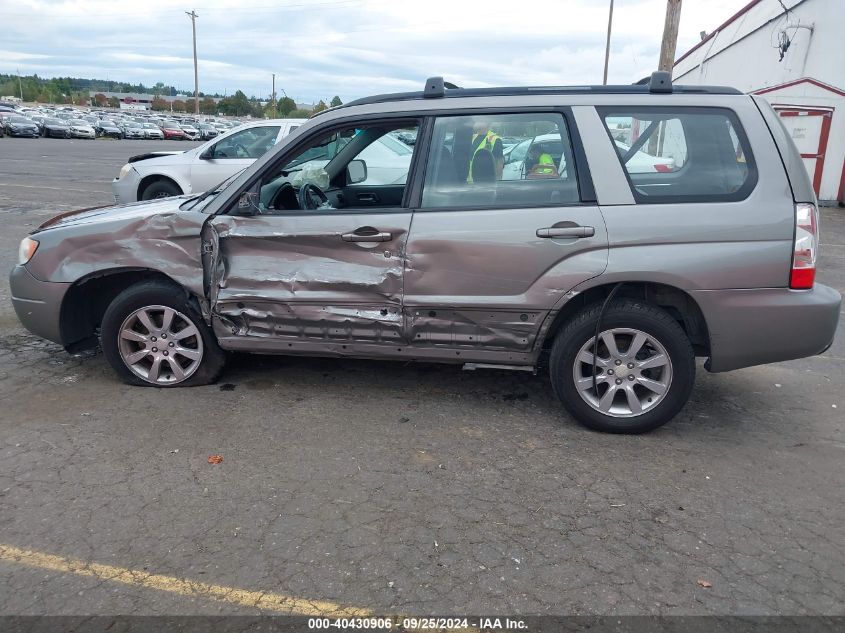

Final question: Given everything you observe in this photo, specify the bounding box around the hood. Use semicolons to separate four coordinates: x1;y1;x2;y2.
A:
128;150;190;164
34;196;193;233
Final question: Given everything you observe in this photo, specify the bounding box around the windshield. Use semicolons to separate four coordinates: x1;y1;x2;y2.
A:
10;116;31;123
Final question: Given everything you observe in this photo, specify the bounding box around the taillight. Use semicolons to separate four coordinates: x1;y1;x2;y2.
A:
790;202;819;289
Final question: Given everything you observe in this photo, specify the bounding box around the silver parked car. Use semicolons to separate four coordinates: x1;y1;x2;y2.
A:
10;73;841;433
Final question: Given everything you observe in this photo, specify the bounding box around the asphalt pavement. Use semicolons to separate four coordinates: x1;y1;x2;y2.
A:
0;137;843;617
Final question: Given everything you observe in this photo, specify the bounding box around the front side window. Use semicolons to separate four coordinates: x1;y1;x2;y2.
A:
599;107;755;203
421;113;581;209
211;126;280;159
253;120;419;213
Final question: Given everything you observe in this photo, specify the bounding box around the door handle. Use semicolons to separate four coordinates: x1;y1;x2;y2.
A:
536;226;595;238
341;227;393;242
356;193;379;203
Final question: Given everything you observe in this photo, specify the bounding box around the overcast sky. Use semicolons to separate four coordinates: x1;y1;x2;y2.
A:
1;0;747;102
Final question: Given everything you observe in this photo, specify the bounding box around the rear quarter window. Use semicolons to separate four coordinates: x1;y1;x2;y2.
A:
598;107;757;203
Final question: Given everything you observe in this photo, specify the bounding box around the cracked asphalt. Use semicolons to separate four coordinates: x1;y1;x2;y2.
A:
0;138;844;616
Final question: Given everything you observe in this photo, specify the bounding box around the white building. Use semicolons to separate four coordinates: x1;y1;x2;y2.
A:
673;0;845;205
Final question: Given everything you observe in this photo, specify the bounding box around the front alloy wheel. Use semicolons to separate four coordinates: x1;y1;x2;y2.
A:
118;305;204;385
101;280;226;387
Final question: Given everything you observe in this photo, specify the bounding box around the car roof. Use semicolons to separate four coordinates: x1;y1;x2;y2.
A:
316;73;742;117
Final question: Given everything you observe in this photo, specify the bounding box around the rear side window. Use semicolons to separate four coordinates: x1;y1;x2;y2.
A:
598;107;756;203
421;113;581;209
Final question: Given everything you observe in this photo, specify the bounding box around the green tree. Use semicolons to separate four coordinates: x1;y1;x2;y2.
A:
108;97;120;109
312;99;328;114
200;97;217;115
287;108;311;119
151;98;169;112
330;95;342;107
172;99;186;112
217;90;252;117
274;96;296;117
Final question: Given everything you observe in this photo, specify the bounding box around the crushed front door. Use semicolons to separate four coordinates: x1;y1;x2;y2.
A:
205;212;412;355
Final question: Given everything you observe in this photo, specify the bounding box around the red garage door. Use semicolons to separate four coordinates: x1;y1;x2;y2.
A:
774;107;833;198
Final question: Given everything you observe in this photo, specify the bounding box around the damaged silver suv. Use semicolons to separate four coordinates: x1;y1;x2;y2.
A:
10;73;841;433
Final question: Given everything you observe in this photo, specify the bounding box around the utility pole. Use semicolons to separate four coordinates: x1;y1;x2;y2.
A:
602;0;614;85
17;68;23;100
272;73;276;118
185;10;200;114
658;0;683;72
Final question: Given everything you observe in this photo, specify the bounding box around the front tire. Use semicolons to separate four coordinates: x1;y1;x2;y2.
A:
550;299;695;434
100;281;226;387
140;179;182;200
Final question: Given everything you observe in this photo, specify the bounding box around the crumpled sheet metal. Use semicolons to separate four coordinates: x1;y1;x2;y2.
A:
214;303;405;342
210;217;405;305
31;208;208;298
407;308;543;351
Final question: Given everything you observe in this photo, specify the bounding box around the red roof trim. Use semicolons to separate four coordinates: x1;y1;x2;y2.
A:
674;0;764;67
753;77;845;98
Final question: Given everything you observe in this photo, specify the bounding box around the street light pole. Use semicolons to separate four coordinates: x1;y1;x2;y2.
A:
185;10;200;115
272;73;276;118
603;0;614;85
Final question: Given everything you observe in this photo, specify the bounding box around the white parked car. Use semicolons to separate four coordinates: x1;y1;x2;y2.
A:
180;124;201;140
502;133;674;180
67;119;96;139
112;119;306;202
142;123;164;140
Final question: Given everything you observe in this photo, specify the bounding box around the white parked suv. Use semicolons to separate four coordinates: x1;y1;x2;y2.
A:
112;119;307;202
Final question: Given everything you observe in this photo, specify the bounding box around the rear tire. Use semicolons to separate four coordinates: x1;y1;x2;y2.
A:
550;299;695;434
140;179;181;200
100;281;226;387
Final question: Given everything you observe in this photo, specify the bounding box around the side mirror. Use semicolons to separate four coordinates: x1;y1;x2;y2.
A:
236;191;259;216
199;147;214;160
347;159;367;185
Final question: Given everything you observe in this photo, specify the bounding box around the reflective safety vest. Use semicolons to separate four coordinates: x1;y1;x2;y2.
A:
529;152;556;175
467;131;501;182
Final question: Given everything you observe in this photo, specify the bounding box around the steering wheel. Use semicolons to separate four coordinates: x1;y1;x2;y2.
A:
298;183;329;210
233;142;249;158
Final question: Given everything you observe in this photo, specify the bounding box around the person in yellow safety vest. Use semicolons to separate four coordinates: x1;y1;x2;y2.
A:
467;120;504;182
528;151;558;178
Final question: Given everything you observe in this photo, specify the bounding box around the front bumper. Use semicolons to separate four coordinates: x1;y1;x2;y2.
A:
9;265;71;345
10;129;39;137
692;284;842;372
112;168;140;204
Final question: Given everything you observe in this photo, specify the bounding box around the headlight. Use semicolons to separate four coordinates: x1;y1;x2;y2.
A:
18;237;39;265
118;163;133;179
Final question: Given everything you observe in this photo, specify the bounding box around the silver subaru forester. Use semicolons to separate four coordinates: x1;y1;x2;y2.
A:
10;73;841;433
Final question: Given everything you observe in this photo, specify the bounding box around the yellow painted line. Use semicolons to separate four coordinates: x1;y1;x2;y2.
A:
0;543;369;616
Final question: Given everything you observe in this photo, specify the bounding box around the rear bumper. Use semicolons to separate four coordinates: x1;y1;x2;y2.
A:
692;284;841;372
9;265;70;345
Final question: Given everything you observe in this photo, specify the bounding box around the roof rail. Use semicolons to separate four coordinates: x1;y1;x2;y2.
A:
423;76;445;98
423;77;461;98
648;70;673;94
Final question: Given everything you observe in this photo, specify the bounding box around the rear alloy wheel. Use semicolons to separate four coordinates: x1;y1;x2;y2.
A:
550;300;695;433
101;281;226;387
